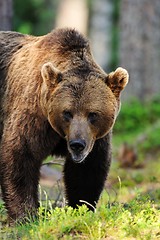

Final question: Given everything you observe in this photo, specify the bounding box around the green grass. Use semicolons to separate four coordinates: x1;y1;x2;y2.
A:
1;189;160;240
1;154;160;240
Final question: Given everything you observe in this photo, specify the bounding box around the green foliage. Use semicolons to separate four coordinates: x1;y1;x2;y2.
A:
113;96;160;153
115;100;146;134
139;126;160;152
115;96;160;134
0;200;6;223
13;0;58;35
1;197;160;240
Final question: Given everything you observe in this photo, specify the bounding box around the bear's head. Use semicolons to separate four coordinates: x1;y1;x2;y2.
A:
39;28;128;162
40;62;128;163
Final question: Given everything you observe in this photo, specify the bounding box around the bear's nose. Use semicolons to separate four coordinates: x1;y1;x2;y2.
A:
69;139;86;153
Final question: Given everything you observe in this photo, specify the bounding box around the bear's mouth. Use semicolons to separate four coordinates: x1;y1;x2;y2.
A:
71;152;88;163
68;139;95;163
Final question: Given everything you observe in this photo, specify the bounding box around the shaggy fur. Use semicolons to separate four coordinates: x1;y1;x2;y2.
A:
0;28;128;223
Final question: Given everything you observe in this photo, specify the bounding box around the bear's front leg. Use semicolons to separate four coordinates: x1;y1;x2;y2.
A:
63;134;111;210
0;135;41;224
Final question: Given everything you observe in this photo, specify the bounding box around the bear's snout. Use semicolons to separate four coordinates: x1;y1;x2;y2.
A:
68;138;87;163
68;137;91;163
69;139;86;153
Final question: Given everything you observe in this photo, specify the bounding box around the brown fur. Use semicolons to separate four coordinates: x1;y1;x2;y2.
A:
0;28;129;223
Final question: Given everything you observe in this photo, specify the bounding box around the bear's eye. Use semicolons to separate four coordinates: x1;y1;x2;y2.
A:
63;111;73;122
88;112;99;124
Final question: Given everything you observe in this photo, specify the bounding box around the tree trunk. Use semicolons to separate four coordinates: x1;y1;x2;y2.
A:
119;0;160;101
55;0;88;35
0;0;13;30
89;0;113;71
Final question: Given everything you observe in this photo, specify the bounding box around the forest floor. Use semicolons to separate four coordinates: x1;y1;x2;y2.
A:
0;148;160;240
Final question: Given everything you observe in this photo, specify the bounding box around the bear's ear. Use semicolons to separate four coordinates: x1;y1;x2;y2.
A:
105;67;129;98
41;62;62;86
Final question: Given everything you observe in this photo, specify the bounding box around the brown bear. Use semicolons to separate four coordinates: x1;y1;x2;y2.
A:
0;28;129;223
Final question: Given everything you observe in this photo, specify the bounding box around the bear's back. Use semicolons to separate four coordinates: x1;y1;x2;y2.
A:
0;31;25;62
0;32;27;139
0;31;26;88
